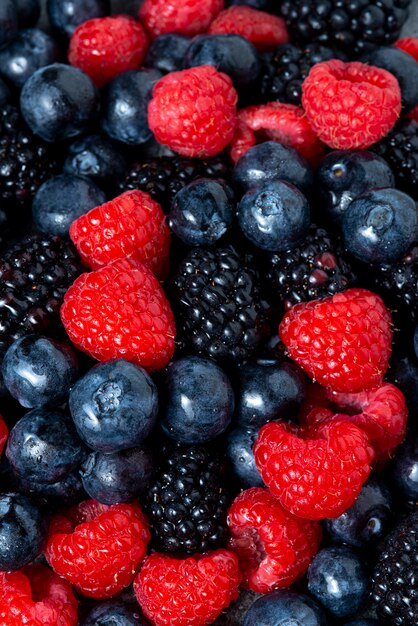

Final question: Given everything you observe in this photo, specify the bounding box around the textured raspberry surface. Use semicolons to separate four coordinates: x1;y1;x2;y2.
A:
70;190;170;277
68;16;149;87
227;487;321;593
134;550;241;626
302;60;401;149
209;6;289;52
139;0;224;38
45;500;150;599
279;288;393;393
60;258;176;372
254;421;374;520
0;564;78;626
0;414;8;456
148;65;237;158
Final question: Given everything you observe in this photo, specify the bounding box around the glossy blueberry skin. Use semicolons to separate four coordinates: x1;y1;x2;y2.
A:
308;546;369;618
0;29;61;89
238;180;310;251
20;63;99;143
390;435;418;501
101;69;162;145
32;174;106;236
233;141;313;197
0;76;10;105
0;1;18;50
169;178;234;246
6;409;84;484
344;621;382;626
17;469;85;507
47;0;110;37
64;134;127;184
324;476;393;547
161;356;235;444
243;590;327;626
185;34;260;89
145;34;190;74
226;426;264;487
80;600;149;626
317;150;395;224
69;359;159;453
230;0;270;7
16;0;41;28
81;446;154;505
342;188;418;264
0;493;47;570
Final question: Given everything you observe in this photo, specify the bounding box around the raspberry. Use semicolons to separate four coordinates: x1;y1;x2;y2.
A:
279;288;393;393
208;6;289;52
60;258;175;372
148;66;237;158
139;0;224;39
254;421;374;520
0;414;8;456
0;564;78;626
227;487;322;593
45;500;150;599
302;60;402;150
68;16;149;88
69;190;170;277
134;549;241;626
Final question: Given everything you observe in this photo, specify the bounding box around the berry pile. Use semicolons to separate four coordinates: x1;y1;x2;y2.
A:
1;1;418;625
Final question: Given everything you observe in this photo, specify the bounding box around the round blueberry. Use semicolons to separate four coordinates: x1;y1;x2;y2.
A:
0;76;10;105
15;0;41;28
230;0;270;7
308;546;369;618
0;493;47;571
243;590;327;626
391;354;418;415
344;621;382;626
47;0;111;37
80;600;149;626
169;178;234;246
145;33;190;74
342;188;418;264
20;63;99;143
17;469;85;507
32;174;106;236
226;426;264;487
64;134;127;184
0;1;18;50
160;356;235;445
69;359;159;453
390;435;418;501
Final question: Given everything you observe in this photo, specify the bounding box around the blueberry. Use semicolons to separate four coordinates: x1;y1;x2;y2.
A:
0;1;18;50
391;354;418;415
80;600;149;626
184;34;260;90
32;174;106;236
390;435;418;501
0;29;61;89
81;446;154;505
226;426;264;487
235;359;306;429
230;0;270;7
233;141;313;196
243;590;327;626
20;63;99;143
101;69;162;145
15;0;41;28
6;409;84;484
0;493;47;570
64;134;127;185
145;33;190;74
342;188;418;264
160;356;235;444
0;76;10;105
69;359;159;453
17;469;85;507
307;546;369;618
47;0;110;37
317;150;395;224
344;621;382;626
168;178;234;246
324;476;393;547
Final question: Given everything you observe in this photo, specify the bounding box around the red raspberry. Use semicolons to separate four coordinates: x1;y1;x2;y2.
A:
45;500;150;600
254;421;374;520
209;6;289;52
227;487;321;593
69;190;170;278
68;16;149;87
0;414;8;455
148;65;237;158
0;563;78;626
394;38;418;122
139;0;224;39
134;550;241;626
279;288;393;393
302;60;402;149
60;258;175;372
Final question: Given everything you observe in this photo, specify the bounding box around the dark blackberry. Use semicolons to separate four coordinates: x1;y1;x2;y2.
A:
279;0;412;56
267;224;357;308
0;233;83;352
170;245;272;363
370;245;418;320
144;442;230;554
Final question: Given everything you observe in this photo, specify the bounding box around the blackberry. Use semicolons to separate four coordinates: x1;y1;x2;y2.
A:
279;0;412;56
267;225;357;308
0;234;83;352
170;245;272;363
370;245;418;320
144;442;230;554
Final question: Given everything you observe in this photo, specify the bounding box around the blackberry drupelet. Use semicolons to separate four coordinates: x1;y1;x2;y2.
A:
267;224;357;309
144;442;230;554
170;245;272;363
0;234;83;351
370;245;418;320
279;0;412;56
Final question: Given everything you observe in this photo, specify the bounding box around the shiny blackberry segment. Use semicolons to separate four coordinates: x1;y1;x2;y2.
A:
370;245;418;320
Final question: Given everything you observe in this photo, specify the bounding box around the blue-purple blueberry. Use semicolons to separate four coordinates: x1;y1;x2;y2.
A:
80;600;149;626
243;590;327;626
145;33;190;74
226;426;263;487
47;0;110;37
64;134;127;184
